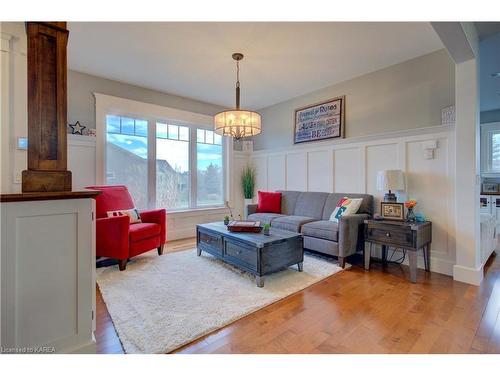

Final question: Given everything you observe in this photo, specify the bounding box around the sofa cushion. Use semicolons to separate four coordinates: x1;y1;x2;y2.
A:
322;193;373;220
276;190;302;215
271;215;317;232
248;213;285;225
293;192;330;219
301;220;339;242
257;191;282;214
129;222;161;242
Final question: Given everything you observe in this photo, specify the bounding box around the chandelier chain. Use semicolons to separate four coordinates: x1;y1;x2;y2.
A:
236;60;240;88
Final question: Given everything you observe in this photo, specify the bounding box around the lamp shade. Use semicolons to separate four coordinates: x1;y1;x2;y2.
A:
376;170;405;191
214;110;262;139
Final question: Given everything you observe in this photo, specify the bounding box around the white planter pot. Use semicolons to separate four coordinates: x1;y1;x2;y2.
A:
244;198;253;219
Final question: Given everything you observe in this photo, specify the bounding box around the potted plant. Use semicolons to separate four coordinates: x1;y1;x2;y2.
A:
241;165;255;218
224;215;230;226
263;223;271;236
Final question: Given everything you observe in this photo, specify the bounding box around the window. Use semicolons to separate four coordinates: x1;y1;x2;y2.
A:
105;115;226;211
156;123;190;210
106;115;148;209
196;129;223;206
481;123;500;175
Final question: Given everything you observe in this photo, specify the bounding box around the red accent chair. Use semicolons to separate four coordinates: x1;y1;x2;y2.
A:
86;185;166;271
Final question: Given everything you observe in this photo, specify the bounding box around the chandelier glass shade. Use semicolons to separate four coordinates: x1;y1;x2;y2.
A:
214;53;262;140
214;110;262;139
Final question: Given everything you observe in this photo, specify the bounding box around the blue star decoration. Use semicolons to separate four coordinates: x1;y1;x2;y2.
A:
69;121;86;135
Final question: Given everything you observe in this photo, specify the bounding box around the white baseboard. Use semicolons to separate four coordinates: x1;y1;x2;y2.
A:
453;264;484;285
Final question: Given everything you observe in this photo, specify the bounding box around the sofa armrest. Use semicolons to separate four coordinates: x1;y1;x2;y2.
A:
140;208;167;244
96;215;130;260
338;214;369;258
247;203;258;216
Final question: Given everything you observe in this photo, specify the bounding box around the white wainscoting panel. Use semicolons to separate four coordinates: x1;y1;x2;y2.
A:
231;154;247;219
307;150;333;192
268;155;286;191
167;208;230;241
68;135;96;190
241;127;456;276
366;143;399;209
334;147;362;193
406;138;454;263
286;153;307;191
253;156;268;192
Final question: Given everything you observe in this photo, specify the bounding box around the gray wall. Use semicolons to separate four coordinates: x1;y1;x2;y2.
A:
481;109;500;124
252;49;455;151
67;70;225;129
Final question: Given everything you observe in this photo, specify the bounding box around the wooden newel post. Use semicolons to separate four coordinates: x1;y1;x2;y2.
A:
22;22;72;192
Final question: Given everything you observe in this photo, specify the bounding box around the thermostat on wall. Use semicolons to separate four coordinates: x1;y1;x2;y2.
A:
17;137;28;150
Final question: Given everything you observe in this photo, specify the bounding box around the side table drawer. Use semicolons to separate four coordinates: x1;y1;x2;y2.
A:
198;229;223;255
366;224;414;248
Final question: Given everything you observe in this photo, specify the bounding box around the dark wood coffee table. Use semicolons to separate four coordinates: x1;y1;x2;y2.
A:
196;222;304;287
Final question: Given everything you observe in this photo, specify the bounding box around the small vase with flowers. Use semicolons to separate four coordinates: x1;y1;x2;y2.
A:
404;200;417;222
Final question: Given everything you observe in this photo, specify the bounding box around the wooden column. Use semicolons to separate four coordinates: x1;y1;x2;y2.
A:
22;22;72;192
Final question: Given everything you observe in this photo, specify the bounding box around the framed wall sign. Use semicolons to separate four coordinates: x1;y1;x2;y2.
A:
294;96;345;144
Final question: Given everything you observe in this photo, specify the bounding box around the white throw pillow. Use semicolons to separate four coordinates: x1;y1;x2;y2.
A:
329;197;363;223
107;208;142;224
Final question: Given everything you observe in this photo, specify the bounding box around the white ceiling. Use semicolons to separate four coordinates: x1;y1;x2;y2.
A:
67;22;444;110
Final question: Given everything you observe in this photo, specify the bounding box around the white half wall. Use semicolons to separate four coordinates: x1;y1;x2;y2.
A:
239;125;456;276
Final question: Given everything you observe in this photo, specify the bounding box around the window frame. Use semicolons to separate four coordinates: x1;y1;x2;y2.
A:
481;122;500;176
95;93;231;212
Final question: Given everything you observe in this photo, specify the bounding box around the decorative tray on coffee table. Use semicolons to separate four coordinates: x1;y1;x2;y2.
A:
227;220;262;233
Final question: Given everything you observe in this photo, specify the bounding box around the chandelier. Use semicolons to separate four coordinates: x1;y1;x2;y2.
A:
214;53;262;140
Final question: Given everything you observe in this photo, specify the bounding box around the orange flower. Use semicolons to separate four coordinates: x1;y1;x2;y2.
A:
405;200;417;208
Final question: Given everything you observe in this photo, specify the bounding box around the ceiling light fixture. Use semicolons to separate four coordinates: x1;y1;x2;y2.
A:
214;53;262;140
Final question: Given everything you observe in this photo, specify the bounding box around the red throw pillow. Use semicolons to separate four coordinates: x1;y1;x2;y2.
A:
257;191;282;214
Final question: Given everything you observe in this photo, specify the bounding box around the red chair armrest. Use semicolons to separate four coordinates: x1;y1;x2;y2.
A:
96;215;130;260
140;209;166;244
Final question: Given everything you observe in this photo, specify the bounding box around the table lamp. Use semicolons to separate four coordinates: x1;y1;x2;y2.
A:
377;170;405;202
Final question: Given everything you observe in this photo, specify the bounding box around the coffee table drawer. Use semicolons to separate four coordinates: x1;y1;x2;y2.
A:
224;240;257;269
198;230;223;255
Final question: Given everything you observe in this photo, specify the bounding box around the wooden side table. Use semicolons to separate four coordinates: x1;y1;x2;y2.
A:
364;220;432;283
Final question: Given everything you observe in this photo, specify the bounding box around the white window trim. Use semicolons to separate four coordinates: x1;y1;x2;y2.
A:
481;122;500;177
94;93;233;211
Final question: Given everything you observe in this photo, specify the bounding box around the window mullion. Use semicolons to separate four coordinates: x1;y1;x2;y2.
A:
190;126;197;209
148;119;156;209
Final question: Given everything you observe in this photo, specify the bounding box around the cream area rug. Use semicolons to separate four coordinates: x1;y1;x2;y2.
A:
96;248;346;354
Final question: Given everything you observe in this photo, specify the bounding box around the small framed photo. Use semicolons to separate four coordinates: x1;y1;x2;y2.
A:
482;183;499;193
380;202;404;221
441;105;455;125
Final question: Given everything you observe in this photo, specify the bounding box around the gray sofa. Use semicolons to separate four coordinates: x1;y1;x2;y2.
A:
247;191;373;268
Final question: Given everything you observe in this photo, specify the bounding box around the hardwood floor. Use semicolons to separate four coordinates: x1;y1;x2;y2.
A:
96;238;500;354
